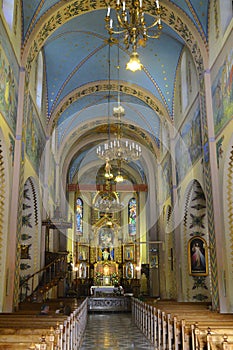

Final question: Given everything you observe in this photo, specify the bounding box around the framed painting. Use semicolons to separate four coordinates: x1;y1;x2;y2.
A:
188;237;208;276
78;262;87;278
123;244;135;262
125;262;134;279
76;243;89;262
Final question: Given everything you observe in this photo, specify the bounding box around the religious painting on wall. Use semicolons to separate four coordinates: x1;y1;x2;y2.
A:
78;262;87;278
125;262;134;279
128;197;137;236
76;244;89;262
175;106;202;185
161;156;172;202
212;49;233;135
76;197;83;235
0;44;18;133
123;244;135;262
99;227;114;248
188;237;208;276
26;95;46;172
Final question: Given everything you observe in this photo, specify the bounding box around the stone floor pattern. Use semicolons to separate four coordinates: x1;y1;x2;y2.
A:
79;313;155;349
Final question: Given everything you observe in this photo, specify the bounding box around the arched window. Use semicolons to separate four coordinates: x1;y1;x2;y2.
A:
76;198;83;235
219;0;232;35
128;197;137;236
181;51;188;113
36;52;43;112
2;0;14;30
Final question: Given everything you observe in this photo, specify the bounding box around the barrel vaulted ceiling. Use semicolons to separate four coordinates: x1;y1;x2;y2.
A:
21;0;210;182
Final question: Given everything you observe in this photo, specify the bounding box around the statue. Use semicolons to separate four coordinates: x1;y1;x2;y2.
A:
102;248;110;261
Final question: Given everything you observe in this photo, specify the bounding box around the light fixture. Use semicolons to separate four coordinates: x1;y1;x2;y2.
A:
126;51;142;72
96;40;142;162
93;181;124;213
105;0;162;71
115;159;124;183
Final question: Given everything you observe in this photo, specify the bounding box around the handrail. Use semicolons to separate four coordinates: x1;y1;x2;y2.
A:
19;252;68;287
19;252;68;302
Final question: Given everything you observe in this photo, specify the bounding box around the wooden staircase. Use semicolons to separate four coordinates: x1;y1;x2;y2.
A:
19;252;69;302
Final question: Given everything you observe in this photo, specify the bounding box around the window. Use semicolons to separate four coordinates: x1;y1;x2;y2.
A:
36;51;43;112
128;198;137;236
2;0;14;30
76;198;83;235
181;51;188;113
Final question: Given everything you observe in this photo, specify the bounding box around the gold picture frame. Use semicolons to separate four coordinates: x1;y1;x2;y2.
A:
188;236;208;276
123;244;135;262
76;243;89;262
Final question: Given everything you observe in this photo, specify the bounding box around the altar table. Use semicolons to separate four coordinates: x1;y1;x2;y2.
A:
90;285;123;296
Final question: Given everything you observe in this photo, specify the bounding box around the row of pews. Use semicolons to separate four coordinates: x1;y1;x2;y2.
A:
132;298;233;349
0;298;88;349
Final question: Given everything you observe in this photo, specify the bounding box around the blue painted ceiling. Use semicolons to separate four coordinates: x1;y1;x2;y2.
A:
21;0;210;181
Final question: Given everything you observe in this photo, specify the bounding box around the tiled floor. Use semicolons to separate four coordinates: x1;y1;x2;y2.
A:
79;312;155;349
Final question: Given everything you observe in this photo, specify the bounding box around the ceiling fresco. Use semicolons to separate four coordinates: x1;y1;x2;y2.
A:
21;0;211;180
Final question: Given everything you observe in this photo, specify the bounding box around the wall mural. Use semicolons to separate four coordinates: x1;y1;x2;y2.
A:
26;95;46;172
161;155;172;202
212;49;233;135
0;46;18;133
175;107;202;185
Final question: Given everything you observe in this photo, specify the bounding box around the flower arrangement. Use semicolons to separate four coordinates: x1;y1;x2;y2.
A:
94;272;103;285
111;273;119;286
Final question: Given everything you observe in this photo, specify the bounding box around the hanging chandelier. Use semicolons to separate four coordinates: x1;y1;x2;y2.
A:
93;181;124;213
105;0;162;71
96;40;142;163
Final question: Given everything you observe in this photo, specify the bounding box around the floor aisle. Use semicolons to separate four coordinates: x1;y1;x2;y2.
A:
79;313;155;349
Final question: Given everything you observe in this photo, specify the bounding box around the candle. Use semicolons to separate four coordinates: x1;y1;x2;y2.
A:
107;6;111;16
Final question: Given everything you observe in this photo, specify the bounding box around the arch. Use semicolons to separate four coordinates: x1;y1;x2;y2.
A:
181;179;211;302
49;80;169;134
21;1;208;80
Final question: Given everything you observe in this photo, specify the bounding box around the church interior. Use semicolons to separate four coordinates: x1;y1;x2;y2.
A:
0;0;233;348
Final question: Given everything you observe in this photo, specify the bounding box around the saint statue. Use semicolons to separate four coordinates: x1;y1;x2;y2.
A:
102;248;110;261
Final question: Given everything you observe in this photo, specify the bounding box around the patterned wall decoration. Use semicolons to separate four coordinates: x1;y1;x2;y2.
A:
25;95;46;172
224;144;233;302
0;133;7;310
175;107;202;185
19;178;39;301
212;49;233;135
183;180;210;302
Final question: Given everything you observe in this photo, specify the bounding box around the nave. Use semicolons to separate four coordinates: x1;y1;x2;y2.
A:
79;313;155;350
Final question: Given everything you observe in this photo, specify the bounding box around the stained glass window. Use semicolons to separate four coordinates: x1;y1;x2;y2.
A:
128;197;137;236
76;198;83;235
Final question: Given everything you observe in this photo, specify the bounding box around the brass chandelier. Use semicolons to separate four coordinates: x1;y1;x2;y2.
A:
105;0;162;71
96;41;142;163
